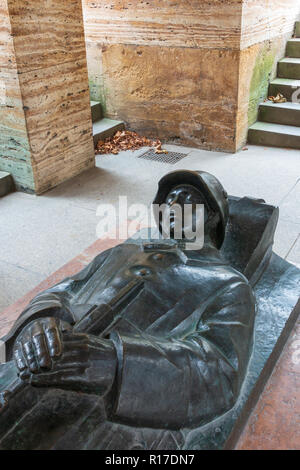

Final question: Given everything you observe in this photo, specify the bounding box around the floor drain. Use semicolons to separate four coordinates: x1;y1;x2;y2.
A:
138;149;188;165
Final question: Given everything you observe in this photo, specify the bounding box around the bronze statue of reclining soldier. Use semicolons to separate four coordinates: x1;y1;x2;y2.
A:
0;170;290;450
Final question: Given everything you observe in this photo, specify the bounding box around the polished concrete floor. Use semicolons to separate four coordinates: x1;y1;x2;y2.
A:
0;143;299;312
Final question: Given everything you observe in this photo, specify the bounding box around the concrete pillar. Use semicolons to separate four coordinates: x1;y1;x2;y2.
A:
0;0;94;194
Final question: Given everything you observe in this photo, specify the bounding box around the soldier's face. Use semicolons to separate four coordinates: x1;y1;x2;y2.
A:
164;184;208;239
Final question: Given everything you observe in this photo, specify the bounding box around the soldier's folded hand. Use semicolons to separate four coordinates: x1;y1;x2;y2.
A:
13;317;71;378
13;317;117;396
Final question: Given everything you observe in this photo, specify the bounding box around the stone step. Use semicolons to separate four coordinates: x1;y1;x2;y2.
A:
258;101;300;126
248;121;300;149
295;21;300;37
286;38;300;58
93;118;125;146
269;78;300;101
278;58;300;79
91;101;102;123
0;171;14;197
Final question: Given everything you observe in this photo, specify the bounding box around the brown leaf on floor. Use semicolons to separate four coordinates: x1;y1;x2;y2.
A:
268;93;287;103
95;130;168;155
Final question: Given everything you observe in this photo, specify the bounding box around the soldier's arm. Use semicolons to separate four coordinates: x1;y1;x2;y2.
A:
12;278;256;430
109;279;256;429
3;249;112;360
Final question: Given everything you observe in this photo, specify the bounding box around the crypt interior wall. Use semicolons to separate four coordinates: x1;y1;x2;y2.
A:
0;0;34;191
236;0;300;150
83;0;243;153
83;0;300;153
0;0;95;194
1;0;300;194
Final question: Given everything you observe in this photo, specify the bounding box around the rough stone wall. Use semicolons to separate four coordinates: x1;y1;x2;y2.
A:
83;0;300;153
236;0;300;149
240;0;300;49
0;0;34;191
83;0;243;152
0;0;95;194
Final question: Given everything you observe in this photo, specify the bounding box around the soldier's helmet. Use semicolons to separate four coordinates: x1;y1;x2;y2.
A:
153;170;229;249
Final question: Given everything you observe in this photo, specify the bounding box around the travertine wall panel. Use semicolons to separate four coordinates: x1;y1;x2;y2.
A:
83;0;243;50
83;0;300;152
85;41;104;104
236;36;288;148
0;0;34;191
236;0;300;148
83;0;243;151
0;0;95;193
241;0;300;49
19;58;94;193
8;1;88;73
102;44;239;151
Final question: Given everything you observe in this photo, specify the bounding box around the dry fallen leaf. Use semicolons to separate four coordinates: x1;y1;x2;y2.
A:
268;93;287;103
95;130;168;156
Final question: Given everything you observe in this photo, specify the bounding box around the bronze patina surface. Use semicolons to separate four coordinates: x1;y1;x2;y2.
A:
0;170;299;450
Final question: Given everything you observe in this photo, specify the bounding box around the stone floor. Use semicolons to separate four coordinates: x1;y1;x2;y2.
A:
237;319;300;450
0;143;299;312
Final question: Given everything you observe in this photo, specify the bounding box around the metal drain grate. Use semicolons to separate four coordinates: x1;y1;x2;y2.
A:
138;149;188;165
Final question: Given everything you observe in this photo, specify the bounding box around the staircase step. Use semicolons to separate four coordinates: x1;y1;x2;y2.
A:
286;38;300;58
258;101;300;126
91;101;102;123
248;122;300;149
93;118;124;146
278;58;300;79
269;78;300;101
0;171;13;197
295;21;300;37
